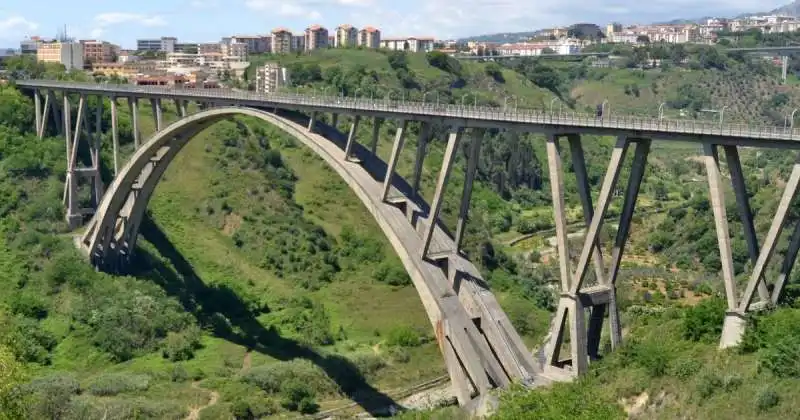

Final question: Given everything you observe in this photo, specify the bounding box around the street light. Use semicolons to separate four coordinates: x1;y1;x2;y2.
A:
602;99;609;117
658;102;666;121
549;97;558;114
719;105;728;126
790;108;799;130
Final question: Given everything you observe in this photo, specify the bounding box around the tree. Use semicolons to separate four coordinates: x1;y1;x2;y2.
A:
0;345;28;420
636;35;651;44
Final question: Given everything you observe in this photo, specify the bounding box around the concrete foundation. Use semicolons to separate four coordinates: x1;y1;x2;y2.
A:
719;312;747;349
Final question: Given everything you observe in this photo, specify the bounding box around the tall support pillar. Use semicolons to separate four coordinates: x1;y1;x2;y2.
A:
38;92;51;139
92;98;104;205
381;120;408;201
176;99;187;118
111;97;119;176
308;112;317;132
782;55;789;83
343;115;361;161
151;98;163;131
34;90;43;137
370;117;383;154
422;127;464;258
129;97;141;149
48;91;62;136
454;129;482;252
543;134;647;379
64;95;86;228
331;113;339;128
411;122;431;197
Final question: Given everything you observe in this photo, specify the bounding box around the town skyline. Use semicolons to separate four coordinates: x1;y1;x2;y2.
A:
0;0;796;48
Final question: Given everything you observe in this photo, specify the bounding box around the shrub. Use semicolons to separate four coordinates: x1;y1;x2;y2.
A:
21;374;80;419
241;360;338;395
86;373;151;396
372;261;411;286
162;325;203;361
695;371;722;399
351;353;387;377
231;394;278;419
495;382;625;419
755;388;780;411
386;325;422;347
8;293;48;319
280;379;318;413
682;296;725;342
758;334;800;378
669;358;702;380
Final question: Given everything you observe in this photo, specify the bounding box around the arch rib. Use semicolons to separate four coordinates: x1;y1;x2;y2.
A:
79;107;540;406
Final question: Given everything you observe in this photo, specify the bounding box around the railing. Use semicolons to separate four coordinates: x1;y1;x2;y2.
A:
16;80;800;142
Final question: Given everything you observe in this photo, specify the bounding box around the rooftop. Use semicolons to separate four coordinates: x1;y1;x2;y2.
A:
271;27;291;34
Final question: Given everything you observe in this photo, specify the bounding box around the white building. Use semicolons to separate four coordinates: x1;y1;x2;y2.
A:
36;41;84;71
380;37;435;53
255;62;290;94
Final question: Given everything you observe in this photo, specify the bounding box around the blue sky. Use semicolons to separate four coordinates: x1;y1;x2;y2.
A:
0;0;792;48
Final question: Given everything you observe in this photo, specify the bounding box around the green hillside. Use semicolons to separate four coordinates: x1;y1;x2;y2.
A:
1;46;800;420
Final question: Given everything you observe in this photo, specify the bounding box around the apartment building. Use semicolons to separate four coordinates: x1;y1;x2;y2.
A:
271;28;293;54
335;24;358;48
80;40;119;65
36;41;84;70
358;27;381;48
136;37;177;53
20;36;47;54
197;43;222;55
230;35;270;54
220;42;247;61
255;62;290;94
305;25;329;51
380;37;434;53
292;35;305;52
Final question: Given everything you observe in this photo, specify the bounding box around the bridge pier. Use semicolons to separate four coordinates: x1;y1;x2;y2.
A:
151;98;163;131
344;115;361;161
129;97;141;149
308;111;317;132
422;127;463;259
543;134;649;378
331;113;339;128
381;119;408;201
703;144;800;348
370;117;382;154
411;122;431;198
454;131;482;252
110;97;120;175
62;94;104;228
34;89;43;138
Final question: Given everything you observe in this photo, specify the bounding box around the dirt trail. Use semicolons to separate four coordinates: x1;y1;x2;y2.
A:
241;350;252;372
185;381;220;420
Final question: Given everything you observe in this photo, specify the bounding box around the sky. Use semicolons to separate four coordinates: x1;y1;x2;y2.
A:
0;0;794;48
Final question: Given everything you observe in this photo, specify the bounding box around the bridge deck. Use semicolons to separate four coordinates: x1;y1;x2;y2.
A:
16;80;800;149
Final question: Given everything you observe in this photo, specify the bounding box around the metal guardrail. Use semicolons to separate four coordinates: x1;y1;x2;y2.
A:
16;80;800;142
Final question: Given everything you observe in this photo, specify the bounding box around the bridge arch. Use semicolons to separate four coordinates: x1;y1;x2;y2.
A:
79;106;539;406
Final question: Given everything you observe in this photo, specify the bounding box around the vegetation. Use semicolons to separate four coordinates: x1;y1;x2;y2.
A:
1;44;800;419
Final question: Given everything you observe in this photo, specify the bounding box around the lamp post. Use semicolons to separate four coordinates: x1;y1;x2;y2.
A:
602;99;609;117
790;108;799;130
719;105;728;126
658;102;666;120
549;97;558;114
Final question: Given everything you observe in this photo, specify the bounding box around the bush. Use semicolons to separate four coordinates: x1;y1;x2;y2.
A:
669;358;702;380
86;373;150;396
372;260;411;286
7;293;48;319
241;360;338;395
682;297;725;342
495;382;625;419
755;388;780;411
385;325;422;347
231;394;278;419
351;353;387;377
162;325;203;361
280;379;318;413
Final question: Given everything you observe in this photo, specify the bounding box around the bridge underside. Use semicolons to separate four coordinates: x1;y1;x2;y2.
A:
24;85;800;410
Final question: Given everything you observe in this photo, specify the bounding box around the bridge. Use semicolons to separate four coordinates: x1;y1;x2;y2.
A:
454;52;611;60
14;79;800;412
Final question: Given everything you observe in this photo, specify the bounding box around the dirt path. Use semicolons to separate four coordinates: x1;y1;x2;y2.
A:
185;381;220;420
241;350;252;373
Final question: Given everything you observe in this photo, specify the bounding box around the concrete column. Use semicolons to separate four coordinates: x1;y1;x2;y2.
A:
331;113;339;128
545;134;571;291
370;118;383;154
738;161;800;312
724;145;770;302
381;120;408;201
130;98;141;149
344;115;361;161
180;100;188;117
454;131;482;252
63;95;72;174
307;112;317;132
151;98;163;132
773;219;800;303
782;55;789;83
544;295;588;376
411;123;431;197
422;127;463;258
34;90;42;137
93;98;104;204
703;143;738;310
569;136;629;295
49;92;62;136
606;139;650;350
65;95;85;228
39;92;51;139
111;97;119;176
567;134;607;285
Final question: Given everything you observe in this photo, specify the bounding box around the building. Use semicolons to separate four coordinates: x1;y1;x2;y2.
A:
305;25;329;51
230;35;270;54
197;43;222;55
221;42;247;61
335;24;358;48
20;36;46;54
136;37;177;53
117;50;140;63
291;35;305;52
357;27;381;48
80;40;119;65
271;28;293;54
380;37;435;53
606;22;623;35
255;62;290;94
36;40;84;71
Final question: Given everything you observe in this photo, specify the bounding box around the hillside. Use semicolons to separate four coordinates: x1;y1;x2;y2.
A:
1;47;800;419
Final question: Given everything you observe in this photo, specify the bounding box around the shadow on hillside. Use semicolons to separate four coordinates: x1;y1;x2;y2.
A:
131;215;399;416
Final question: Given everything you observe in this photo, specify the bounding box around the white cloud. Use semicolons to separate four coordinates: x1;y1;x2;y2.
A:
94;12;167;27
0;16;38;37
190;0;220;7
245;0;324;19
